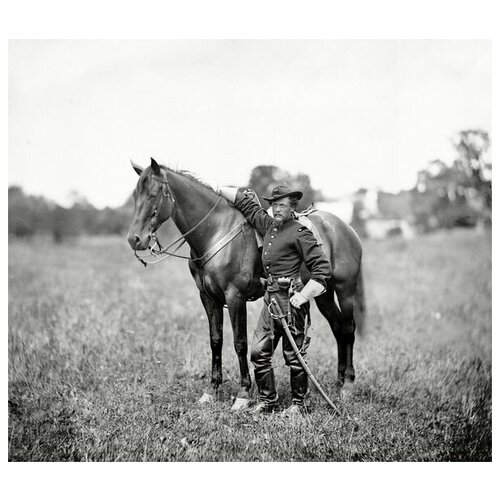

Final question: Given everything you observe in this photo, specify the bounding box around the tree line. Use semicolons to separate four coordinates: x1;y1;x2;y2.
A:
8;129;491;241
8;166;323;242
415;129;491;229
8;186;133;242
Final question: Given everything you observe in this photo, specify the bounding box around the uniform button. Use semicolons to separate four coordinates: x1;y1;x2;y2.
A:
268;242;272;245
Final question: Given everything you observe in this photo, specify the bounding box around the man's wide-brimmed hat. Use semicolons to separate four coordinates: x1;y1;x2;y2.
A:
263;184;303;202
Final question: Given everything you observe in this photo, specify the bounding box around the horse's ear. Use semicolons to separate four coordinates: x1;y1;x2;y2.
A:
130;159;143;176
150;157;160;175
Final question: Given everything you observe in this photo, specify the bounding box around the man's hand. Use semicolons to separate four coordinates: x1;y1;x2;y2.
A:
290;292;308;308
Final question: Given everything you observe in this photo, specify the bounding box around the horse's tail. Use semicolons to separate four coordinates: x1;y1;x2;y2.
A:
354;263;366;336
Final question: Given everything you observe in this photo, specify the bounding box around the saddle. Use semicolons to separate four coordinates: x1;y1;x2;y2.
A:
295;207;324;246
242;189;324;247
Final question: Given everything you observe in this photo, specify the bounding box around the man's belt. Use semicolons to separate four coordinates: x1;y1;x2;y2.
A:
261;275;302;290
260;276;301;334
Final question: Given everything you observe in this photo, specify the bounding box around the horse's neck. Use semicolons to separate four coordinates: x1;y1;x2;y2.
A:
168;170;228;251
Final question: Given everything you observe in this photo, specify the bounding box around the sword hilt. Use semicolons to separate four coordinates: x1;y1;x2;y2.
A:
268;297;285;319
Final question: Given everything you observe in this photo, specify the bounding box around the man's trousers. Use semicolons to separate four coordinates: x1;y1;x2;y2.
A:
250;290;310;406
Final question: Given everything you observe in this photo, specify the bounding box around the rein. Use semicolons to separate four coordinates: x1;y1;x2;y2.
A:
134;171;239;268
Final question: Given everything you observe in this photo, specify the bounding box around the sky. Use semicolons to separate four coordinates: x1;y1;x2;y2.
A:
8;39;491;208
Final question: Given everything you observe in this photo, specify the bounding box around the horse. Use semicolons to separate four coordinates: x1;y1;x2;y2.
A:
127;158;364;411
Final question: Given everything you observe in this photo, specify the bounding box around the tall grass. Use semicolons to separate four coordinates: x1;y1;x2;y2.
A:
8;229;491;461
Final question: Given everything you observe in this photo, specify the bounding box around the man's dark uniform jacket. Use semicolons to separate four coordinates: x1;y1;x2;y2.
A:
233;190;332;288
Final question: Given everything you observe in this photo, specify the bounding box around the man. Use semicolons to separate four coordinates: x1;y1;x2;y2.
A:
218;184;332;415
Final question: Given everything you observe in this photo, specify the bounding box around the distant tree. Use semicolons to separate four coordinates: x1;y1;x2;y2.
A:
452;129;491;212
8;186;54;238
8;185;137;241
50;206;77;243
248;165;291;200
94;207;131;236
71;197;99;235
292;173;324;209
9;186;35;237
453;129;490;172
247;165;323;210
411;129;491;230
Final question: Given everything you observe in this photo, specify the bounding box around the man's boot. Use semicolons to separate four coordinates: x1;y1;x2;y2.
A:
290;365;309;406
252;367;278;414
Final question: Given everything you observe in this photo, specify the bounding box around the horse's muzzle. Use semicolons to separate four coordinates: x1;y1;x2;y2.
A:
127;231;150;251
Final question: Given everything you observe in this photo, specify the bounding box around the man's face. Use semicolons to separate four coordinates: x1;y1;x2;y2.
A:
271;196;294;223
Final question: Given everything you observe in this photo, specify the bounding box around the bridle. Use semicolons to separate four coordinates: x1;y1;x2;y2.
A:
148;170;177;233
134;169;223;267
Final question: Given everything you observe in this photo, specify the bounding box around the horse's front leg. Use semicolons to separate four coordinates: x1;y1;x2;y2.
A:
226;290;252;411
198;290;224;404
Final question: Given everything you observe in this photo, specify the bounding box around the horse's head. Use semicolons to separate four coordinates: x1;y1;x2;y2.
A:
127;157;176;251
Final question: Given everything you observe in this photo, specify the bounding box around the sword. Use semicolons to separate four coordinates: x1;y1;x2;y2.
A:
268;297;341;414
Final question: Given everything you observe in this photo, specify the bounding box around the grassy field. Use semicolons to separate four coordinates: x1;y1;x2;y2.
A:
8;228;491;461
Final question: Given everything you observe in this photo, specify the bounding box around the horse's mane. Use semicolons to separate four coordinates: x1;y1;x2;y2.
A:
164;165;219;196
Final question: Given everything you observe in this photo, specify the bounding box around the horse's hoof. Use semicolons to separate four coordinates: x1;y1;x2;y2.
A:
231;397;251;411
198;392;214;405
340;382;355;402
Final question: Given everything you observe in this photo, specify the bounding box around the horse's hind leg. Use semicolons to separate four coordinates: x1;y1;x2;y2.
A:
336;291;356;385
315;288;347;388
226;291;252;411
199;291;224;403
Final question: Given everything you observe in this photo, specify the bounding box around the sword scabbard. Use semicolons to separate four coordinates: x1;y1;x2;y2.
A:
269;298;340;414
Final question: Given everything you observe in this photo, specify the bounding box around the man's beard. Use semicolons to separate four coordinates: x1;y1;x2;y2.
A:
274;214;290;229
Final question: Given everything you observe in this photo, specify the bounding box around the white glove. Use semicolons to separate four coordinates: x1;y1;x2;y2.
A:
290;292;308;309
199;177;238;204
290;279;325;308
219;186;238;203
